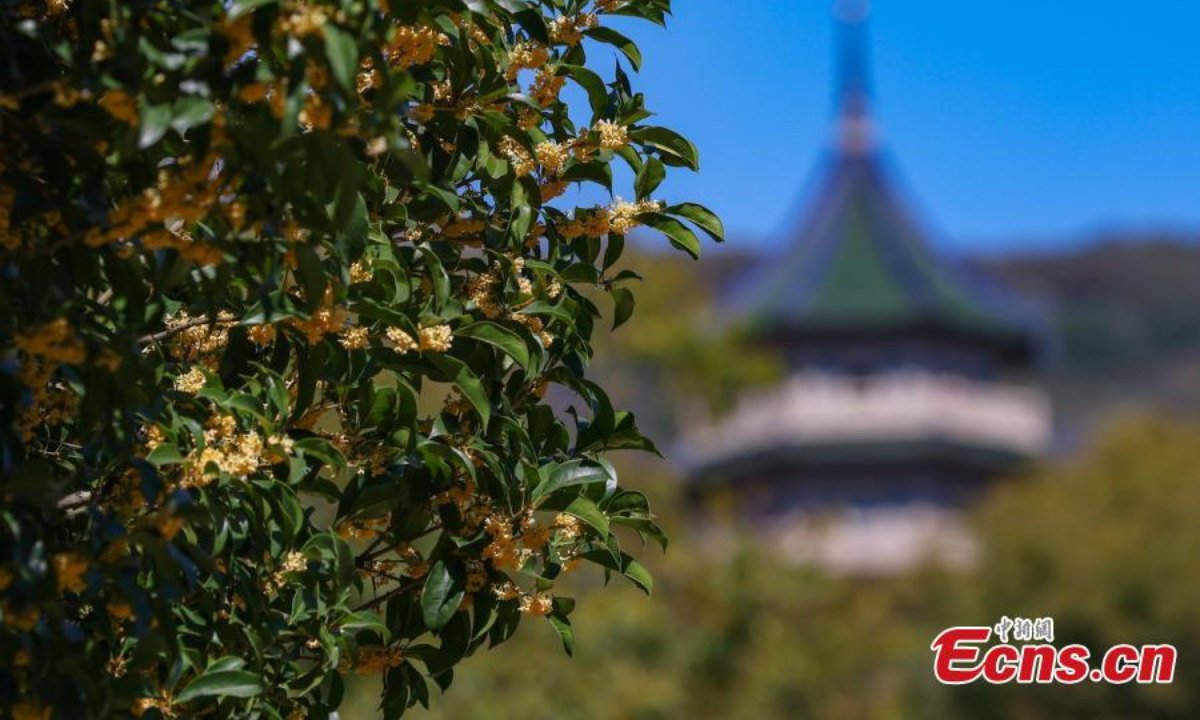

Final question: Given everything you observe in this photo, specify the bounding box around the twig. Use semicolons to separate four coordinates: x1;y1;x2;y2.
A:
355;579;422;611
56;490;94;519
358;524;443;564
56;490;93;510
137;316;231;345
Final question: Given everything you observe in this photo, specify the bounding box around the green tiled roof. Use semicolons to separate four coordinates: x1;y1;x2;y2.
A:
749;152;1038;354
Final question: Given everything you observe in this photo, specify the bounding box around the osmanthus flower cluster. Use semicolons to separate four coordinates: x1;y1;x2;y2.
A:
0;0;722;717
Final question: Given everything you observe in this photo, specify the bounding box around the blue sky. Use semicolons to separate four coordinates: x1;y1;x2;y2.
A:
596;0;1200;253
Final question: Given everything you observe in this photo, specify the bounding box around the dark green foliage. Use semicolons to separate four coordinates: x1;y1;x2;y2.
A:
0;0;720;716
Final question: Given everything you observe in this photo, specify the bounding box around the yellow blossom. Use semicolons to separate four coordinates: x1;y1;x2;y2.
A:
409;103;435;123
271;550;307;588
221;14;256;67
277;1;328;38
349;261;373;283
387;25;449;70
519;591;553;616
299;94;332;130
580;209;611;237
174;367;206;394
339;326;370;350
238;82;269;103
418;325;453;352
2;602;40;631
491;581;520;601
530;69;565;107
506;41;549;81
535;141;568;176
163;310;236;362
516;106;541;130
348;645;405;673
520;515;551;548
53;552;89;593
288;288;348;343
131;691;175;719
595;119;628;149
554;512;584;539
608;197;662;235
247;323;276;345
385;327;418;354
498;136;536;177
15;318;85;365
549;14;597;46
11;702;50;720
540;180;569;202
107;602;134;620
99;90;138;125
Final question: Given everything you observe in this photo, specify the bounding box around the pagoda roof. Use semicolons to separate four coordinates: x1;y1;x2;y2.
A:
746;1;1042;362
748;153;1039;356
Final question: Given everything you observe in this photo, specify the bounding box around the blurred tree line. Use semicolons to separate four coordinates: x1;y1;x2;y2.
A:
412;419;1200;719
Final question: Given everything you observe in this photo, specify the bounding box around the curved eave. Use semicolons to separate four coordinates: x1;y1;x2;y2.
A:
684;438;1033;488
751;312;1043;366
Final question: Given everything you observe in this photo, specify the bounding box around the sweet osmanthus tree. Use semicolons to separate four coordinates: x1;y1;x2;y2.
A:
0;0;722;716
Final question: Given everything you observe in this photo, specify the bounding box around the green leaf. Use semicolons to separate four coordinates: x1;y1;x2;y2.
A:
455;322;531;370
170;97;214;135
146;443;187;466
638;213;702;259
562;65;609;122
294;437;346;467
518;300;574;323
339;610;390;641
175;670;264;703
533;460;613;502
634;157;665;201
547;601;576;657
562;161;613;192
324;25;358;94
563;495;609;536
665;202;724;243
611;286;635;329
138;103;172;148
292;244;327;312
620;557;654;594
584;27;642;70
206;657;247;673
421;560;464;631
513;8;549;44
429;354;490;429
631;126;700;171
581;550;653;594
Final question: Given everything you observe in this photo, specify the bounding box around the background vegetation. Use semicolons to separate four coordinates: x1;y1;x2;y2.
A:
403;244;1200;719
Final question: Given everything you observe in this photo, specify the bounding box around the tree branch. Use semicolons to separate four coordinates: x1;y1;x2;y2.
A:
355;579;423;612
138;316;231;346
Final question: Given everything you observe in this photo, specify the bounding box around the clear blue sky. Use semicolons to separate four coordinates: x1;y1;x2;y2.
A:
599;0;1200;253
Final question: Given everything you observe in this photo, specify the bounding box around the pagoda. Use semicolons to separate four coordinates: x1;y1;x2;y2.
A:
679;0;1051;573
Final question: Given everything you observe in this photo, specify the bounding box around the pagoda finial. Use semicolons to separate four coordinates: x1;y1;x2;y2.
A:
834;0;875;154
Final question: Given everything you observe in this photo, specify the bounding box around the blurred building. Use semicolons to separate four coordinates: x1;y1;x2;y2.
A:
680;0;1051;574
